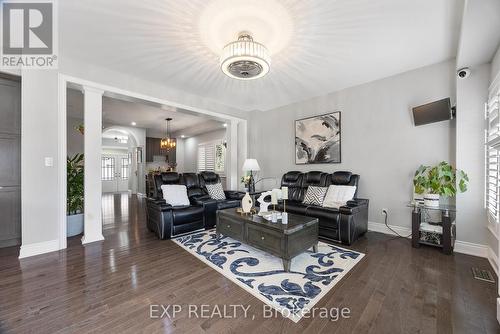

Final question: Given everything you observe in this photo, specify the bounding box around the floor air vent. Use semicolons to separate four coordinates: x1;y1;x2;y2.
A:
471;267;495;283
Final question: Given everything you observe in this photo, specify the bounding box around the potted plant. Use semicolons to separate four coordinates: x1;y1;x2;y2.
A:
413;161;469;207
241;175;251;191
67;153;84;237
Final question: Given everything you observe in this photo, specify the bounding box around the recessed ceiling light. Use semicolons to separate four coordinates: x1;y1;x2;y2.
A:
223;123;228;127
181;135;186;138
131;122;137;126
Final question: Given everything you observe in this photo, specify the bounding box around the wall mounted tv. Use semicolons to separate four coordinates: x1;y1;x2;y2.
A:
412;98;453;126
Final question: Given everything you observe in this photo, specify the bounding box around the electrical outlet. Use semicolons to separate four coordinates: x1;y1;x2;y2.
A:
382;208;388;215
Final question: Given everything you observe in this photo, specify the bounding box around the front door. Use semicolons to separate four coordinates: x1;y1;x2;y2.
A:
102;154;130;193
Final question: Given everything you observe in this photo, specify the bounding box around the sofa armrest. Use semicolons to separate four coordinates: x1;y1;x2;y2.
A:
189;194;213;206
146;198;174;239
147;198;172;211
224;190;245;200
338;198;369;245
339;198;369;214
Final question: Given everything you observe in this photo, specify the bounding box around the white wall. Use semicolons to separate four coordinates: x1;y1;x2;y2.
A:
20;70;60;253
249;60;456;233
492;45;500;85
456;63;491;246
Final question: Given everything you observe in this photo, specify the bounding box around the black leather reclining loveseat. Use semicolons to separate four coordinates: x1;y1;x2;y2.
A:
146;172;243;239
276;171;368;245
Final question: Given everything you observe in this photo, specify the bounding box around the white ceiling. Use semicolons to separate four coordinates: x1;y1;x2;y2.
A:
67;89;226;137
60;0;463;112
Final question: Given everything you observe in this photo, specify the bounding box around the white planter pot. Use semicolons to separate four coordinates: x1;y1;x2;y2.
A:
413;193;425;205
424;193;440;207
67;213;84;237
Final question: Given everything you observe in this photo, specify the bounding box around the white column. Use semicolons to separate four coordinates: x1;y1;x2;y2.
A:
237;120;248;191
230;120;238;189
82;86;105;245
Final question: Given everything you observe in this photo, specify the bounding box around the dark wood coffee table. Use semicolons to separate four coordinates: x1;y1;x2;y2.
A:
216;208;319;271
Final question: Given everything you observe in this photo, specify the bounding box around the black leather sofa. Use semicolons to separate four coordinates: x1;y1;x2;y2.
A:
146;172;243;239
276;171;368;245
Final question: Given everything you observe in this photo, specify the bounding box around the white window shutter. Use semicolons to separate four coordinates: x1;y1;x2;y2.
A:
486;93;500;224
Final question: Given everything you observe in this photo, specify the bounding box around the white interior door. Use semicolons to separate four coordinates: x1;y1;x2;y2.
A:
102;154;129;193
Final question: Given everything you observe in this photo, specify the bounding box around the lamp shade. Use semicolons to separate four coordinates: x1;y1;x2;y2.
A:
242;158;260;171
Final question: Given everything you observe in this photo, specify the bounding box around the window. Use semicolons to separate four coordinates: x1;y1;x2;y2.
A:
121;157;129;180
198;141;225;173
486;91;500;224
101;157;115;181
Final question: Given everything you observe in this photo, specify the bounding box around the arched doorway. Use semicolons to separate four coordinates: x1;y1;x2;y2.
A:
101;126;143;195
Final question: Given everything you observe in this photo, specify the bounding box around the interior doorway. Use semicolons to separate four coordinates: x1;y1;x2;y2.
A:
59;76;247;249
101;127;141;194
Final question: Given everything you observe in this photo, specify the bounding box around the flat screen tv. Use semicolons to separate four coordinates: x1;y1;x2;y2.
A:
412;98;452;126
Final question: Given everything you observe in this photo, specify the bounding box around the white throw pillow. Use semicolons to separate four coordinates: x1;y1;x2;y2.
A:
322;185;356;208
206;182;226;200
161;185;190;206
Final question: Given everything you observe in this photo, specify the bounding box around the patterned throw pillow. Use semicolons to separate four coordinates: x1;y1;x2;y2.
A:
206;182;226;200
302;186;328;206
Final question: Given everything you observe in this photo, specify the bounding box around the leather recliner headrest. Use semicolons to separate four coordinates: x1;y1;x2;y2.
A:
303;171;327;186
281;171;303;187
160;172;181;184
199;171;219;184
183;173;200;189
330;171;353;185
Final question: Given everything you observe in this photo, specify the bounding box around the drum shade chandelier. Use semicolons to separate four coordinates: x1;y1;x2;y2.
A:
220;32;270;80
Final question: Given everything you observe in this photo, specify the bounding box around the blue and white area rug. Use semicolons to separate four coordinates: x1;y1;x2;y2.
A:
173;230;365;322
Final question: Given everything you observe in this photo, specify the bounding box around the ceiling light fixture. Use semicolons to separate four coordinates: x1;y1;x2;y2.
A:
220;32;270;80
160;118;176;150
223;123;228;127
131;122;137;126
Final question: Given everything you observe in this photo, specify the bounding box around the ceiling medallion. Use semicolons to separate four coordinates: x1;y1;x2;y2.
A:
220;32;271;80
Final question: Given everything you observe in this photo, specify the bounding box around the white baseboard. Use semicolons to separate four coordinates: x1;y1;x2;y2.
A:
81;234;104;245
368;221;488;258
454;240;488;258
19;239;60;259
368;221;411;237
488;247;499;276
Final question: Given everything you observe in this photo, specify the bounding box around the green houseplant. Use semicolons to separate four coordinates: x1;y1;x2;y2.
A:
413;161;469;207
67;153;84;236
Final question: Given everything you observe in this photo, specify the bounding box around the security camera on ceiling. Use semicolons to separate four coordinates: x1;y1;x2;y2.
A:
457;67;470;79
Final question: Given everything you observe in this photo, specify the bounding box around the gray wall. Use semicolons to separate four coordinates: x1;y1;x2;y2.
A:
456;63;491;246
249;60;456;232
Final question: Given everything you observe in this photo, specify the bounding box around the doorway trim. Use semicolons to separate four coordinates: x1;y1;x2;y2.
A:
57;74;247;250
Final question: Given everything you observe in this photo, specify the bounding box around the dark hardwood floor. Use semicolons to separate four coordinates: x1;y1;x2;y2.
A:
0;193;498;333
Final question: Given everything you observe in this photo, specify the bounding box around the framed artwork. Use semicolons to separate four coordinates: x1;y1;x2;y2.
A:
215;143;226;173
295;111;341;164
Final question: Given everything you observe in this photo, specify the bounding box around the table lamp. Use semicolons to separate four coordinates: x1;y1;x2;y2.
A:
242;159;260;193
